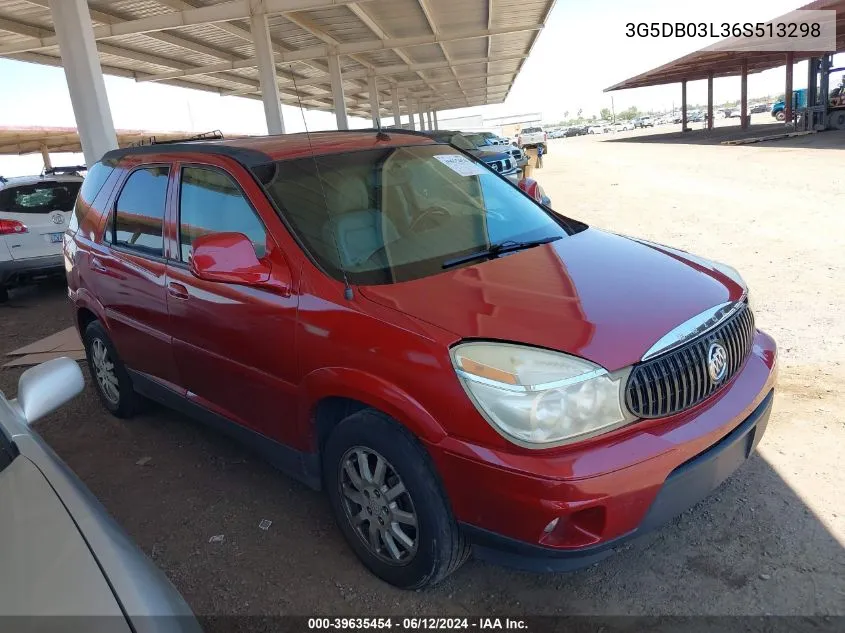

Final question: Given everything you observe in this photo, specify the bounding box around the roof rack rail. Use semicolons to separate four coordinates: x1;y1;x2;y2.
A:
42;165;87;176
130;130;224;147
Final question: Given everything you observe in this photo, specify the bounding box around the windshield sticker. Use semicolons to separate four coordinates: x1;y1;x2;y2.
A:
433;154;487;177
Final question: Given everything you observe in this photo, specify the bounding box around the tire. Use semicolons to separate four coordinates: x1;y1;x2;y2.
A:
83;320;138;418
827;110;845;130
323;409;469;589
775;111;786;122
0;286;8;304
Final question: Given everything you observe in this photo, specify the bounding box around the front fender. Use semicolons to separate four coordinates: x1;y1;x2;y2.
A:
298;367;447;450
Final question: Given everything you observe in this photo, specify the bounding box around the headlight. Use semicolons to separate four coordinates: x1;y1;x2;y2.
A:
450;342;635;448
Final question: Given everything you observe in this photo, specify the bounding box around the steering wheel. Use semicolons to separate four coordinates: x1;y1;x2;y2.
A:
410;205;450;232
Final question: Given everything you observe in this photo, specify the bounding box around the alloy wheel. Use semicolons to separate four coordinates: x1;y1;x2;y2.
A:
339;446;419;565
91;338;120;405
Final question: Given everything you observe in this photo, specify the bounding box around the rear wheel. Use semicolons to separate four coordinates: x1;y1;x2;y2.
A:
323;409;469;589
827;110;845;130
83;320;138;418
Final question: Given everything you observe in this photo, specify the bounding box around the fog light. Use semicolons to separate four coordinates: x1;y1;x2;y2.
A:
543;518;560;534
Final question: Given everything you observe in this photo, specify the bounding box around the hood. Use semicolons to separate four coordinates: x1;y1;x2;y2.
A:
475;145;508;155
360;229;746;371
477;150;511;163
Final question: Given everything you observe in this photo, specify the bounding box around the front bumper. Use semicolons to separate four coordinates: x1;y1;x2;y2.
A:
0;254;64;285
428;329;778;571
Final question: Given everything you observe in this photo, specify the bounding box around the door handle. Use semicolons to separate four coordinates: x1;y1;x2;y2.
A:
90;256;108;273
168;282;189;300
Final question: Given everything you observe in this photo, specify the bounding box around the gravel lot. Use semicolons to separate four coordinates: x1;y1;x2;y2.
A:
1;127;843;620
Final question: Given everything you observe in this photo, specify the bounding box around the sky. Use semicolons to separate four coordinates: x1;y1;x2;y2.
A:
0;0;841;175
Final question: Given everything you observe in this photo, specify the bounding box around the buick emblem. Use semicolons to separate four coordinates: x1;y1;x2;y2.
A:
707;341;728;382
51;213;64;225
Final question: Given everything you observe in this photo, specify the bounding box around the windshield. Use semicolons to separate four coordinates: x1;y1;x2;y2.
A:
464;134;487;147
448;134;477;151
0;181;81;214
263;144;576;286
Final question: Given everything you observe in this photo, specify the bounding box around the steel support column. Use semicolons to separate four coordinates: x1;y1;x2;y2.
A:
408;103;416;130
391;85;401;127
785;51;794;123
740;59;749;130
40;145;52;170
426;110;433;130
48;0;117;166
417;103;425;130
707;72;714;130
328;55;349;130
367;74;380;127
250;12;285;135
433;110;439;130
681;80;688;131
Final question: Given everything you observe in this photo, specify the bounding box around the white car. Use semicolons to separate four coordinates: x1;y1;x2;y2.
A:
0;167;83;302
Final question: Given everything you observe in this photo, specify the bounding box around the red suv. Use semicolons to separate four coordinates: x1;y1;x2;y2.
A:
65;131;777;589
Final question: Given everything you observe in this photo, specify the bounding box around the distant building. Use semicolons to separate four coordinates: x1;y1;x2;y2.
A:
437;112;543;138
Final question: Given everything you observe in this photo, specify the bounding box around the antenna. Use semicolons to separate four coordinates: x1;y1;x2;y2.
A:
290;66;354;301
374;107;390;141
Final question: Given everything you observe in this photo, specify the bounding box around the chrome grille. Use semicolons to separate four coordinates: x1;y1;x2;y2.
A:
626;304;755;418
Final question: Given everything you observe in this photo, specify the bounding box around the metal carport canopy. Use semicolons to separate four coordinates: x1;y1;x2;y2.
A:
604;0;845;91
0;125;242;155
0;0;555;119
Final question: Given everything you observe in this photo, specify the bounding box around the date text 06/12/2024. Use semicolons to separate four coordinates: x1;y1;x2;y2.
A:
307;618;528;630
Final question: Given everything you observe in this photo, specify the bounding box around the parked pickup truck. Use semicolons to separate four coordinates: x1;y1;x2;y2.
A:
517;126;547;153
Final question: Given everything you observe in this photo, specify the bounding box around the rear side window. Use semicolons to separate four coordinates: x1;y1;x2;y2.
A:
112;166;170;257
0;181;81;214
178;166;267;262
68;161;115;233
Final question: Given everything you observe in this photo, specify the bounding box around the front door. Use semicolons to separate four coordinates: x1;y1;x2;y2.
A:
165;162;300;446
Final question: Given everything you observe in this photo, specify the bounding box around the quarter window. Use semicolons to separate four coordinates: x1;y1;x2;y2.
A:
178;166;267;262
113;166;170;257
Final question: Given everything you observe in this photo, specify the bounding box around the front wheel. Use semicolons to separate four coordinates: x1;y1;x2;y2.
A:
323;410;469;589
775;111;786;122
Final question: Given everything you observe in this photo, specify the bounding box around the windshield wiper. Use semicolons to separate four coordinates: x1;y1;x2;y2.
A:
442;235;562;269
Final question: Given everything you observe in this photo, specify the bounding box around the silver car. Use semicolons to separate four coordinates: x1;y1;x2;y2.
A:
0;357;201;633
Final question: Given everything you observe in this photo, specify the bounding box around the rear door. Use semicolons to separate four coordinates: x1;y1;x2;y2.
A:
0;179;81;260
92;164;180;386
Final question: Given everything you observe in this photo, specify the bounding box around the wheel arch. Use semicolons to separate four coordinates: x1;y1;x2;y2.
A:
300;368;447;454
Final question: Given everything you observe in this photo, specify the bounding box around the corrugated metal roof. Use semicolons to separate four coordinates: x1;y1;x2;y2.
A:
0;0;556;119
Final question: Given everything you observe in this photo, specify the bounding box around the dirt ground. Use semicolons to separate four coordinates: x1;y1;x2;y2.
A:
1;129;843;619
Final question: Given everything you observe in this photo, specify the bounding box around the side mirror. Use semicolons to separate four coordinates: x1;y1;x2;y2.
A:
14;357;85;424
190;232;271;285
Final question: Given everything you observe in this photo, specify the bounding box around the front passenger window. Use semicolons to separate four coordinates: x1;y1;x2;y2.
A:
178;166;267;262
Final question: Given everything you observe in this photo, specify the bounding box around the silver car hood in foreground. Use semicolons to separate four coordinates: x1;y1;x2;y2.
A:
0;390;201;633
